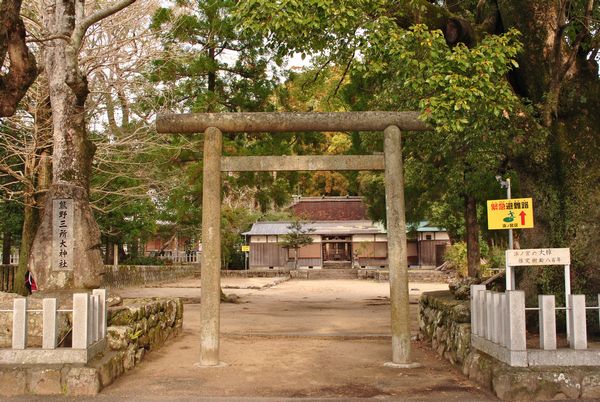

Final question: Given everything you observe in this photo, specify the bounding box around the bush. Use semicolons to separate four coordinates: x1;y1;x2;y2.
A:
445;241;499;278
444;242;468;277
484;246;505;270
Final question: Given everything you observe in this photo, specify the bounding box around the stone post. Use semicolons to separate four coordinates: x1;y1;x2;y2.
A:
470;285;486;335
92;289;107;338
12;298;27;349
506;291;526;351
569;294;587;350
199;127;223;366
486;291;494;340
72;293;89;349
499;293;507;346
42;298;57;349
383;125;418;368
113;243;118;268
492;292;501;343
539;295;556;350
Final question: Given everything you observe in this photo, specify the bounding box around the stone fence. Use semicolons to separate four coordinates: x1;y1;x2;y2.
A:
0;290;107;364
419;290;600;400
101;264;198;288
0;295;183;396
471;284;600;367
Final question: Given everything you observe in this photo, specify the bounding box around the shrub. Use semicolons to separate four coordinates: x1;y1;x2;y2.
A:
444;242;468;277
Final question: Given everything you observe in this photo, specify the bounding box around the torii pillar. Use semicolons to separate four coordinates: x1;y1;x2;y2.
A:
156;112;430;368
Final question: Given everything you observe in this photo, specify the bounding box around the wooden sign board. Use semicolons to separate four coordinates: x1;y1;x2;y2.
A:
506;248;570;266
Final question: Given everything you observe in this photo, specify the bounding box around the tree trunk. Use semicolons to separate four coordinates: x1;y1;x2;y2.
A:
29;0;105;290
14;82;52;295
465;195;480;277
2;231;11;265
14;201;37;295
0;0;37;117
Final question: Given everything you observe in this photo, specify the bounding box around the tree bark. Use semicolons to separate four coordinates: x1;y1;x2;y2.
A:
2;231;11;265
0;0;37;117
465;195;481;278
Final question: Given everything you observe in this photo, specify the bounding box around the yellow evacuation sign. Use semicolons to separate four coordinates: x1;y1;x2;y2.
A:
487;198;534;230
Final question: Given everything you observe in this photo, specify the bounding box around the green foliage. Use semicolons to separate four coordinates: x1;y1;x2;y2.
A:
483;246;506;270
280;219;315;269
444;242;468;277
280;220;315;250
220;206;260;268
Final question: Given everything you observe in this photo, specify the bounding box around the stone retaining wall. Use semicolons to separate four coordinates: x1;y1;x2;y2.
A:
95;297;183;390
102;265;198;288
418;290;600;400
359;269;451;283
0;296;183;396
221;269;290;278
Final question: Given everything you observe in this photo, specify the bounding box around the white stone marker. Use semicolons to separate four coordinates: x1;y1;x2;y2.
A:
506;291;526;351
477;289;487;337
538;295;556;350
499;293;507;346
492;293;501;343
569;294;587;350
43;298;58;349
470;285;486;335
486;291;494;339
73;293;89;349
93;289;107;338
12;298;27;349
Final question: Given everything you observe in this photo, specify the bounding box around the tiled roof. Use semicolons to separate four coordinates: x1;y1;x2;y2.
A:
243;220;385;236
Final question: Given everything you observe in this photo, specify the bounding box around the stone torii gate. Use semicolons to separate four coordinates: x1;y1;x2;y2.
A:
156;111;430;368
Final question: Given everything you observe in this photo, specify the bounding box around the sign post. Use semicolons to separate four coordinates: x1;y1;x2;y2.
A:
488;197;534;292
241;245;250;270
505;248;572;342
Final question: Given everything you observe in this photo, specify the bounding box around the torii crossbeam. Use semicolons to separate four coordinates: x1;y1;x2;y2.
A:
156;111;431;368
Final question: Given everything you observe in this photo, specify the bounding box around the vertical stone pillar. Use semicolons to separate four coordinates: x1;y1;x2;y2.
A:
93;289;107;339
506;290;526;351
113;243;119;268
470;284;486;335
12;298;27;349
538;295;556;350
199;127;223;366
499;293;507;346
42;298;58;349
569;294;587;350
383;125;418;368
72;293;89;349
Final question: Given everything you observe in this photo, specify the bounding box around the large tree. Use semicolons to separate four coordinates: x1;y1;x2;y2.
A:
28;0;137;290
240;0;600;286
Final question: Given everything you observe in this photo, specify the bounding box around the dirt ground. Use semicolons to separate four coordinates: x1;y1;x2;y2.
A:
16;278;497;401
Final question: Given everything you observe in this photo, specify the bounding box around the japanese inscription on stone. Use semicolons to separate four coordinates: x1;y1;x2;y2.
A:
53;199;74;270
506;248;570;266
